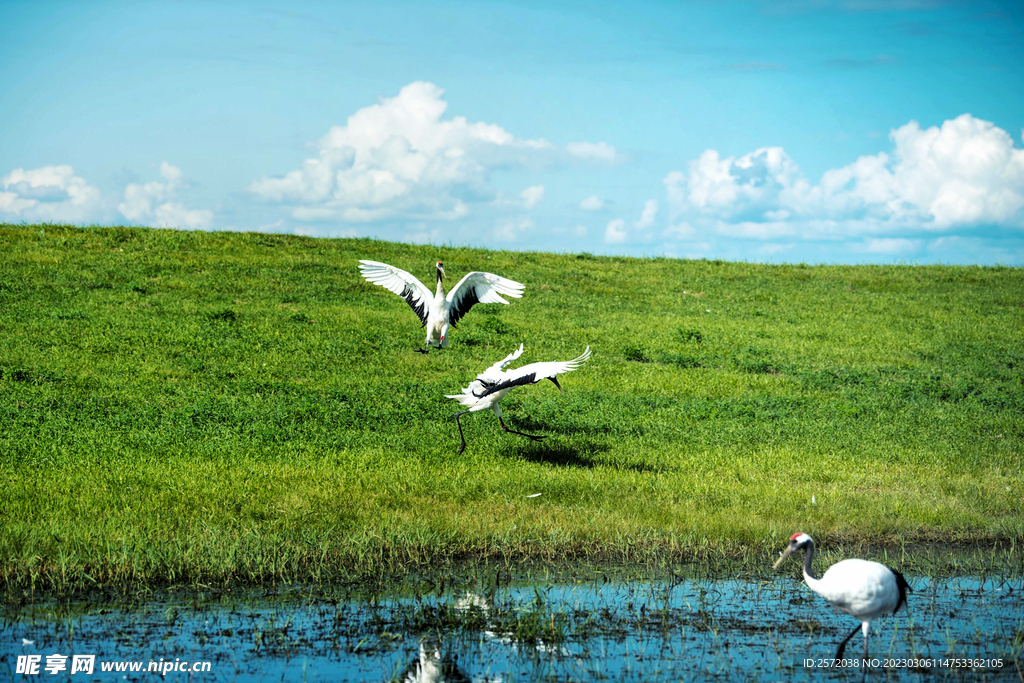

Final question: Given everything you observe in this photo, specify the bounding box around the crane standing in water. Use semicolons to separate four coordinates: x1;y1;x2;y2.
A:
774;532;912;681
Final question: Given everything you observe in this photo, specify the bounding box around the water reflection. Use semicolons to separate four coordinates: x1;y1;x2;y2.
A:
1;575;1020;681
402;638;473;683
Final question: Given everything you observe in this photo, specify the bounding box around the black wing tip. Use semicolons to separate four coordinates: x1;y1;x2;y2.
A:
449;287;480;327
476;371;538;399
888;566;913;613
400;284;429;326
890;567;912;591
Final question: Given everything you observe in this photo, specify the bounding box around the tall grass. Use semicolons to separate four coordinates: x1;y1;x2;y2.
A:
1;224;1022;594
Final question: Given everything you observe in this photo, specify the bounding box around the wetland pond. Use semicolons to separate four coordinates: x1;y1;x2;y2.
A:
2;570;1021;682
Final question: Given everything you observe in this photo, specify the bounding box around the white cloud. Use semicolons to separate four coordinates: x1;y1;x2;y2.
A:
580;195;604;211
494;217;536;242
664;114;1024;236
756;242;795;257
255;219;285;232
666;147;800;221
403;226;442;245
547;223;589;239
635;199;658;229
663;220;697;239
566;141;620;164
922;235;1023;265
681;242;713;259
520;185;545;210
600;199;661;245
0;165;102;223
604;218;627;244
119;162;213;230
250;81;617;224
855;237;922;254
295;225;358;239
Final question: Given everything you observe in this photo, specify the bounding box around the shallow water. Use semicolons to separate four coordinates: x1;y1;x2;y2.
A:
2;574;1021;681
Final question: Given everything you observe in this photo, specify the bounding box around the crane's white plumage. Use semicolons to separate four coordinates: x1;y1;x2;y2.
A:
448;344;591;409
403;640;464;683
445;271;524;324
774;532;911;679
447;344;591;453
358;260;524;353
805;558;903;620
357;260;433;324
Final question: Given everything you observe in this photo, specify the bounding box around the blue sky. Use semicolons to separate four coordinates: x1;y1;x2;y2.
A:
2;0;1023;264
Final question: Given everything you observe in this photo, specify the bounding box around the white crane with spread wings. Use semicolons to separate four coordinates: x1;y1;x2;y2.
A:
447;343;592;453
358;260;524;353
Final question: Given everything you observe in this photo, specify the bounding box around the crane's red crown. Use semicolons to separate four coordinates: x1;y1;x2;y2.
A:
789;532;804;541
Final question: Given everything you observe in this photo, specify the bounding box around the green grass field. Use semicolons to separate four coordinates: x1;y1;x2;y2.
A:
1;224;1022;594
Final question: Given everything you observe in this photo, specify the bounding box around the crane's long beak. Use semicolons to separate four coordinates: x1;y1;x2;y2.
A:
772;546;795;570
549;377;562;392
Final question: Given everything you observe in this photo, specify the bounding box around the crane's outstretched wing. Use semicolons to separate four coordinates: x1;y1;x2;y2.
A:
445;386;482;407
447;344;526;405
445;272;524;327
478;343;525;382
358;260;433;327
472;347;591;399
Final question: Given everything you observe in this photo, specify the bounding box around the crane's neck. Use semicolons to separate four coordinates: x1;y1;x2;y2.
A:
801;541;819;583
435;268;445;296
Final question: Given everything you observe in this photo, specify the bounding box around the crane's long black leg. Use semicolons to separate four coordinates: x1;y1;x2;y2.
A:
834;623;860;661
499;416;547;442
454;410;471;454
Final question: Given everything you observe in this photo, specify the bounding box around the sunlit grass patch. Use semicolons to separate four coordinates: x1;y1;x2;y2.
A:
0;223;1022;595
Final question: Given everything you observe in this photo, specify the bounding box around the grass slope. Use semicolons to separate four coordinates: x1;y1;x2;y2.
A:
1;224;1022;593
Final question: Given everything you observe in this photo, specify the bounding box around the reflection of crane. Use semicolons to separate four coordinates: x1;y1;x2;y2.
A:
446;344;591;454
358;260;524;353
403;594;567;680
403;638;471;683
774;532;912;681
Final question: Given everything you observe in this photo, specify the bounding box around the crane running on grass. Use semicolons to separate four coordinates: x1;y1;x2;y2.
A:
447;343;591;454
774;532;912;681
358;260;524;353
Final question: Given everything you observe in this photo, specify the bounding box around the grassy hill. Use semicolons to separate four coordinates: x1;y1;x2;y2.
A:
1;224;1022;593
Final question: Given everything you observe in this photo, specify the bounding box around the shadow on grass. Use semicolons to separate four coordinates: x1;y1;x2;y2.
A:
505;438;668;474
506;441;603;468
504;414;618;437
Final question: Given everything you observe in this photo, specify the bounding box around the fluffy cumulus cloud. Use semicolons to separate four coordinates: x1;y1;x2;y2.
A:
604;219;627;244
0;165;102;223
636;199;659;229
119;162;213;229
666;147;799;222
855;237;923;255
580;195;604;211
565;142;619;163
494;217;536;242
663;114;1024;239
519;185;545;210
250;81;617;223
603;200;658;244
